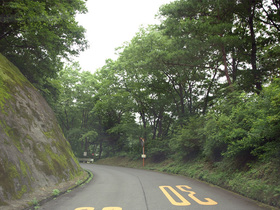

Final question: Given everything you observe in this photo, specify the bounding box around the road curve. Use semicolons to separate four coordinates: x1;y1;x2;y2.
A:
40;164;269;210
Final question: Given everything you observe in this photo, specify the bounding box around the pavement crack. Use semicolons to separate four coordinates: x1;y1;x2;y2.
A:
137;176;149;210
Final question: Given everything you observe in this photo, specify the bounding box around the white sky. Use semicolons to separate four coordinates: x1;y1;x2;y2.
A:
75;0;172;73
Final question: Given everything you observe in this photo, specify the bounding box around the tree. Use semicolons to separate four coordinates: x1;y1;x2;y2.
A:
159;0;237;87
92;60;139;157
55;63;83;132
117;27;176;138
203;77;280;163
243;0;280;90
54;63;99;157
51;0;280;165
0;0;88;95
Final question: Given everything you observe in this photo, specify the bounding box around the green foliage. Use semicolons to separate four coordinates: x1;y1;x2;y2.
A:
31;197;39;207
148;138;170;162
170;117;205;161
80;131;98;142
0;0;88;104
66;128;84;157
51;3;280;203
203;78;280;162
52;189;60;197
53;63;100;157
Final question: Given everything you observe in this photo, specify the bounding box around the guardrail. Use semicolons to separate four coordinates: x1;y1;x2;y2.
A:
78;158;94;163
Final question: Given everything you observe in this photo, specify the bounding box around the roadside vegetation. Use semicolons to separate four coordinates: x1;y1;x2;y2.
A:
49;1;280;208
1;0;279;208
48;1;280;208
96;156;280;209
47;0;280;208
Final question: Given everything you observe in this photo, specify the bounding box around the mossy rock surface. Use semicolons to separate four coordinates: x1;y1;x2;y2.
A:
0;53;82;206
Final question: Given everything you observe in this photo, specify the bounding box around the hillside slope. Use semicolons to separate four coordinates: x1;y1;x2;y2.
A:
0;53;82;207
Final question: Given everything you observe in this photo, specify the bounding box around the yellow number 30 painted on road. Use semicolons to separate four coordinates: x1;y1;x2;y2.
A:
159;185;218;206
75;207;122;210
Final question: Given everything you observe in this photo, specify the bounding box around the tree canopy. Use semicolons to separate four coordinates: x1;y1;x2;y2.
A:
0;0;88;102
15;0;278;166
3;0;279;206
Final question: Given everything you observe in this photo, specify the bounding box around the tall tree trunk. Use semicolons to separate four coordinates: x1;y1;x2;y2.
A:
217;5;233;91
232;48;238;82
85;137;89;156
140;109;147;140
203;68;217;115
248;0;262;93
157;111;163;138
98;139;103;159
188;82;193;115
152;117;157;140
178;84;185;119
221;45;233;89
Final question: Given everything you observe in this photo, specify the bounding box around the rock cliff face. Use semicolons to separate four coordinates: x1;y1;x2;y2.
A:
0;53;82;206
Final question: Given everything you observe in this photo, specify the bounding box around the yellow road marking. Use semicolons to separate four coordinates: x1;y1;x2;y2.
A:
75;208;95;210
159;186;191;206
176;185;218;205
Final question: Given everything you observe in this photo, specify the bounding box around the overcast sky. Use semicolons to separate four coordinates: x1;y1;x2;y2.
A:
75;0;172;73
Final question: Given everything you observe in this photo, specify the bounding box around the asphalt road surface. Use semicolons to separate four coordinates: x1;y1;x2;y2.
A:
41;164;270;210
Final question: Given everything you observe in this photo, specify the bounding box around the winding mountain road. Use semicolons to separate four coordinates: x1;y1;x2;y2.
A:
41;164;269;210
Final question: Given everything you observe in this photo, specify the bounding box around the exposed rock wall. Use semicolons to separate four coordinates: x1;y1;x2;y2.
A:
0;53;82;205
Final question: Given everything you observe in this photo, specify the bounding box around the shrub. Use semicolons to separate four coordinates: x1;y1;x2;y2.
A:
203;78;280;163
52;189;60;197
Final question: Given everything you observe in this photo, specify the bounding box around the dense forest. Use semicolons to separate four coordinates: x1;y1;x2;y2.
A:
51;0;280;165
1;0;280;206
1;0;280;175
